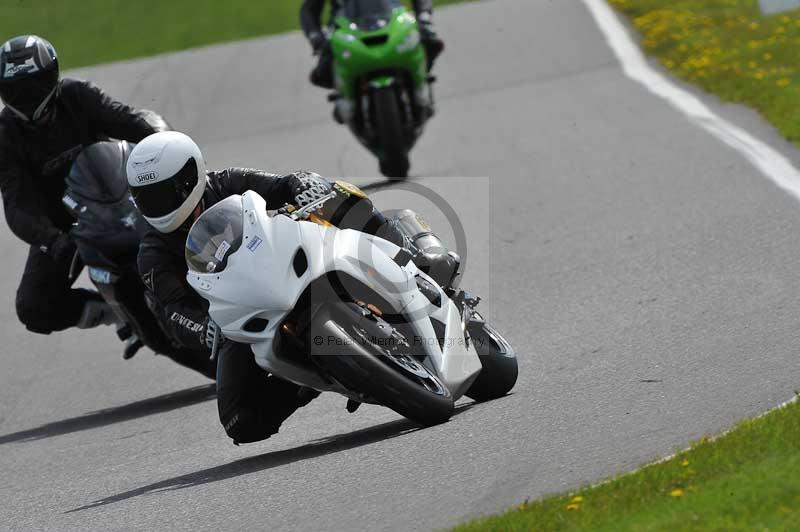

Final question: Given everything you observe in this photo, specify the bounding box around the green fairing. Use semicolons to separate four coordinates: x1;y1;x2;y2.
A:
331;7;427;100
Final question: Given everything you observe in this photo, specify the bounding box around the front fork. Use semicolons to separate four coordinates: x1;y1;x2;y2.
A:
330;76;435;127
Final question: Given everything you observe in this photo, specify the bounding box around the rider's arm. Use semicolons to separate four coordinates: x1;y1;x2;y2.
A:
0;145;63;248
66;79;168;143
300;0;327;50
412;0;434;14
220;167;405;245
213;168;300;209
138;239;210;352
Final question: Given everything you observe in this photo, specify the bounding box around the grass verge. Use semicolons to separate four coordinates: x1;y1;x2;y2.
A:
454;396;800;531
608;0;800;145
0;0;464;70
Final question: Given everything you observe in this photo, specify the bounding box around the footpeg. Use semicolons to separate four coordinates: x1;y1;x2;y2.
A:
123;336;144;360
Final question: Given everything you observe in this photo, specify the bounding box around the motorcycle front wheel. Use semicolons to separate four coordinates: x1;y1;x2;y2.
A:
464;322;518;401
372;87;410;180
309;302;454;426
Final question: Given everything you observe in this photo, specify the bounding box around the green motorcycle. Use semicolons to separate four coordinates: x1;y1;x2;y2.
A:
329;0;435;179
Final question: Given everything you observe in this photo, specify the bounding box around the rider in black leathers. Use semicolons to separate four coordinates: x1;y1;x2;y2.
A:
130;131;458;444
300;0;444;88
137;166;323;444
0;35;167;335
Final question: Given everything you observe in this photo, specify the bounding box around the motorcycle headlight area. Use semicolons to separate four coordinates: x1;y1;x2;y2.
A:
185;195;245;274
396;30;420;54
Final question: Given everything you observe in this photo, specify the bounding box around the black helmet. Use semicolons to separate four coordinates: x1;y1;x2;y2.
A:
0;35;59;123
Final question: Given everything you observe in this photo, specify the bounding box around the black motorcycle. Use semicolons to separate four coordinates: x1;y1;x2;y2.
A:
62;140;216;379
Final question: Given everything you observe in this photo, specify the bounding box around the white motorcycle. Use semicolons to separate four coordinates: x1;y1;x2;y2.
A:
185;184;517;426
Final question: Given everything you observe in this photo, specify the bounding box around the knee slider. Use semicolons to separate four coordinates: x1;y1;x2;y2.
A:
16;297;54;334
221;410;280;445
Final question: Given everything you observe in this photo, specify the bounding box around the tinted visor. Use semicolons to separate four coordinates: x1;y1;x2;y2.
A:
0;67;58;119
131;158;199;218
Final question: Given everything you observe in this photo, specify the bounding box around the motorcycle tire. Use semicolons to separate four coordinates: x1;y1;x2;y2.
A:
464;322;518;402
310;302;453;426
372;87;410;180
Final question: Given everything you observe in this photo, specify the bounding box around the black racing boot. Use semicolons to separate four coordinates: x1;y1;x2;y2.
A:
76;300;118;329
390;209;461;290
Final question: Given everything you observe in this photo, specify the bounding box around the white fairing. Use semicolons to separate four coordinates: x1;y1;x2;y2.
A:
186;191;481;400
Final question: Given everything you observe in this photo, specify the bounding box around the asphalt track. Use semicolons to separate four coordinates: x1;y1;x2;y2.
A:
2;1;800;530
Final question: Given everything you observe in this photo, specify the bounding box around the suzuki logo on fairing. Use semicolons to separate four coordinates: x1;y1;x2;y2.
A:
137;172;158;183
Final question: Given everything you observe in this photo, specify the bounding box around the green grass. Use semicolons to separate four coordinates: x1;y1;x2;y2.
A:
608;0;800;146
454;397;800;531
0;0;464;69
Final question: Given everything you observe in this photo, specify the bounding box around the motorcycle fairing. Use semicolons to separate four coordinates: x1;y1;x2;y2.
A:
186;191;481;399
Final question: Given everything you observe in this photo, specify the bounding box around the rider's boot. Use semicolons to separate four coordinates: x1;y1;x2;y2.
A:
76;300;118;329
383;209;461;290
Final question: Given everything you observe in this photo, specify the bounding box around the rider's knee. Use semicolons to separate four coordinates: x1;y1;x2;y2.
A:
16;295;54;334
221;410;281;445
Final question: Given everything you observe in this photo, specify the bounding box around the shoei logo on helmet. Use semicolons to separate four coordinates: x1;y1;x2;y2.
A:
136;171;159;183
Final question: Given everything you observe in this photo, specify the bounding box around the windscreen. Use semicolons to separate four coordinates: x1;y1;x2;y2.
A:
185;195;244;274
66;141;132;203
344;0;399;30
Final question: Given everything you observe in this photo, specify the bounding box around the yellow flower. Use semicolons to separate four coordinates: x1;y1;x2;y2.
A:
764;52;773;61
566;503;581;511
670;489;684;498
777;78;791;87
681;459;690;467
750;21;760;30
571;496;584;503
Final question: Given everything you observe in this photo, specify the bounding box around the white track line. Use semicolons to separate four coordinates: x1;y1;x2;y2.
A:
581;0;800;202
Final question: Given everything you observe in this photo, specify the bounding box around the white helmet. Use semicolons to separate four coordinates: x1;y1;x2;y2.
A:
126;131;207;233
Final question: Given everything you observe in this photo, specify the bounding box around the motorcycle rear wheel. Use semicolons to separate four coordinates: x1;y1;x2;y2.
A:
310;303;454;426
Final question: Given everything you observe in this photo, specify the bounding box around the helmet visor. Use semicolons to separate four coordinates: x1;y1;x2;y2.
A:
130;158;199;218
0;67;58;119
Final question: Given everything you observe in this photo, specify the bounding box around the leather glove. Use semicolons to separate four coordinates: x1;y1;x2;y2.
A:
309;31;328;54
417;12;436;38
44;233;77;263
288;171;332;208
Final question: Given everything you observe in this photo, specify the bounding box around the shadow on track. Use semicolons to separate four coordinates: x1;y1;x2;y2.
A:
360;179;406;193
0;384;216;445
67;402;476;514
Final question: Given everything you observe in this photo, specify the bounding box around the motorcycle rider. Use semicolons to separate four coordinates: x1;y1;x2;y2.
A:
300;0;444;89
0;35;168;336
128;131;459;444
